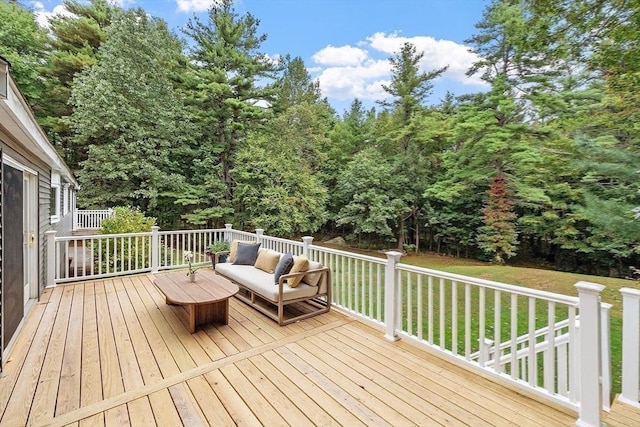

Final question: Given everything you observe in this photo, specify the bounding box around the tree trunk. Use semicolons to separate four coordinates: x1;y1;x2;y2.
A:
397;216;405;250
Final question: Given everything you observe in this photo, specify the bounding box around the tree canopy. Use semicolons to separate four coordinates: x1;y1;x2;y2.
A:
8;0;640;277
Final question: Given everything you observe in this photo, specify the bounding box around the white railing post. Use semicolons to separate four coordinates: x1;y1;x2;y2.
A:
384;251;402;341
619;287;640;407
600;303;612;411
72;210;78;231
151;226;160;273
302;236;313;258
479;338;494;365
255;228;264;246
45;230;57;288
574;281;604;427
224;223;232;242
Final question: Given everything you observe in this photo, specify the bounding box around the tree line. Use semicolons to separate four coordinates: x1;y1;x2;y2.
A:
2;0;639;277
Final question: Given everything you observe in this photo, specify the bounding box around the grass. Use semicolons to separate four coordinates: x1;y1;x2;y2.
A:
322;244;637;396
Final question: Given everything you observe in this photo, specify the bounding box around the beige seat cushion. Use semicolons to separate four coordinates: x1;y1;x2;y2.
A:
287;256;309;288
215;263;317;301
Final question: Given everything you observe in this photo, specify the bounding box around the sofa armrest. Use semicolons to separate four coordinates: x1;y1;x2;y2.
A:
277;267;331;299
213;251;230;263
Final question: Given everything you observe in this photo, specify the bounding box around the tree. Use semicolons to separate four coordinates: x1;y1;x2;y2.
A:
0;1;48;102
271;54;322;112
232;101;330;235
180;0;275;226
39;0;118;171
70;10;191;219
334;148;408;245
380;42;447;152
377;42;448;250
477;173;518;263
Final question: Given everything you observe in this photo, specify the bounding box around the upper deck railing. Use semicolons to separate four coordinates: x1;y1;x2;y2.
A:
45;224;614;426
73;209;113;230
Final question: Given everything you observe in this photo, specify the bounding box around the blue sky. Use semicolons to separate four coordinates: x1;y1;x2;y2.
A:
32;0;490;114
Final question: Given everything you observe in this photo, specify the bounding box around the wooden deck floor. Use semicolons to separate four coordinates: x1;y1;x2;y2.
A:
0;273;581;426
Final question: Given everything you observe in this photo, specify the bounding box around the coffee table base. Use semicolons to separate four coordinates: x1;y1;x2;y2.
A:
154;270;239;334
167;297;229;333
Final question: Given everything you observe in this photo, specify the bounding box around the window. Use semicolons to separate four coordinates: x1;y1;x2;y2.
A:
62;183;69;216
67;186;73;214
51;172;61;223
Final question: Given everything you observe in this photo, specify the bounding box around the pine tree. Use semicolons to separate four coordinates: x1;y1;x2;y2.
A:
39;0;118;171
180;0;275;226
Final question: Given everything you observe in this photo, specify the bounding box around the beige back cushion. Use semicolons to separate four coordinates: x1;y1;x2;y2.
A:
303;260;323;287
254;249;281;274
287;256;309;288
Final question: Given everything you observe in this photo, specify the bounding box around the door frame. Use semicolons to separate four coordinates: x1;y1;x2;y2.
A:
23;171;38;303
3;155;38;306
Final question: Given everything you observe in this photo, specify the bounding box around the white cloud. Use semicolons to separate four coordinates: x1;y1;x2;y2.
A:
311;32;487;107
312;45;368;67
314;60;389;101
32;3;74;28
367;32;485;86
176;0;220;13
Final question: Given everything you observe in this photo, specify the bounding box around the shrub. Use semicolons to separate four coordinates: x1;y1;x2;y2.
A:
96;207;157;273
100;206;156;234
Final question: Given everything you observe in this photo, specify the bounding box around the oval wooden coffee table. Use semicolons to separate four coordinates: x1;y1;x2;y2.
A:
154;269;239;333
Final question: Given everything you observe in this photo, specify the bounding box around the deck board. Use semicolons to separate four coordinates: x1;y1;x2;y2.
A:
605;400;640;426
0;273;580;426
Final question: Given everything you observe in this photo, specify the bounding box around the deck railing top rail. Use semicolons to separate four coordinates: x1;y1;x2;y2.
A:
309;243;387;265
397;263;580;306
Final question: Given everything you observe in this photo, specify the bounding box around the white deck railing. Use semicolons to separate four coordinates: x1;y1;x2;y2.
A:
619;288;640;409
45;225;613;426
73;209;113;230
47;226;235;283
387;264;611;415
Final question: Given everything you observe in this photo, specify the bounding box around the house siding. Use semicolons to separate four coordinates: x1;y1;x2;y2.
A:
0;131;73;293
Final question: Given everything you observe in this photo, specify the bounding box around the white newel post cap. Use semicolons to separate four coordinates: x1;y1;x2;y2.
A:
620;287;640;298
255;228;264;236
225;223;232;230
385;251;403;261
574;281;605;295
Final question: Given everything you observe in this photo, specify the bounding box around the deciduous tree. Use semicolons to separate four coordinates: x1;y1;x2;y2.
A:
70;10;191;218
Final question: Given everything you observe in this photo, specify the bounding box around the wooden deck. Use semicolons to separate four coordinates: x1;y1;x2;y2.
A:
0;273;582;426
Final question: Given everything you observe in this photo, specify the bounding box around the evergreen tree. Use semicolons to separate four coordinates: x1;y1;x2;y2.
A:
39;0;118;171
180;0;275;226
271;54;322;112
477;173;518;263
379;42;448;250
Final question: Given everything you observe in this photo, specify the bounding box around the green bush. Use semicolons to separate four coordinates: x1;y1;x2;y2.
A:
96;207;157;273
100;206;156;234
